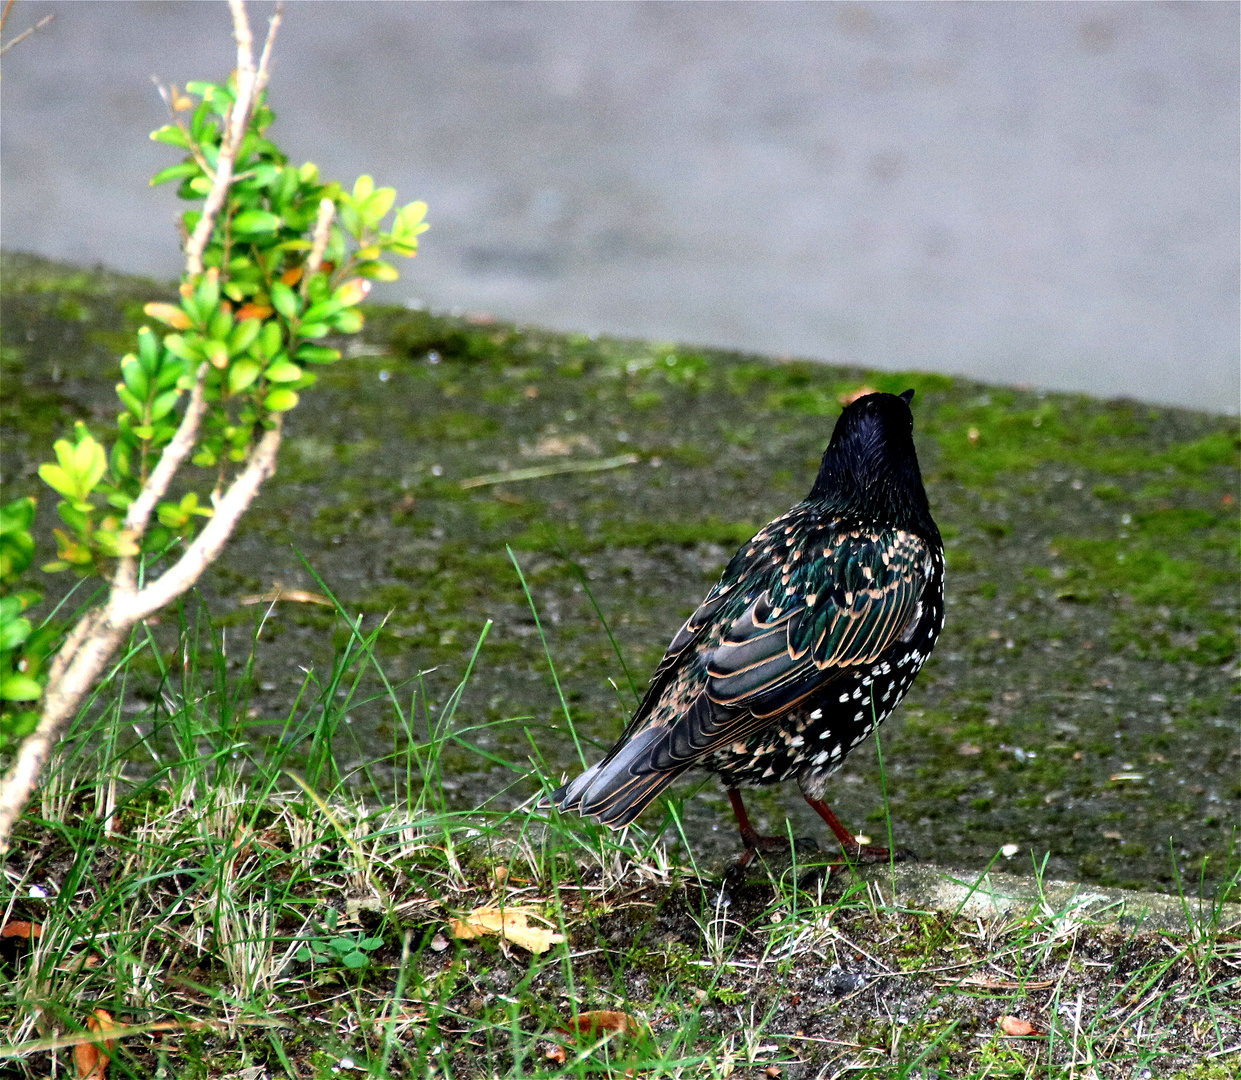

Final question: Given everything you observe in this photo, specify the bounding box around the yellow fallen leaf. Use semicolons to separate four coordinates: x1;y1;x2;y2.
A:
74;1009;118;1080
449;906;564;954
999;1015;1039;1036
563;1010;637;1037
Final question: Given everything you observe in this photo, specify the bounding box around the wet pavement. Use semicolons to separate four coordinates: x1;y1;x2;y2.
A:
2;1;1238;411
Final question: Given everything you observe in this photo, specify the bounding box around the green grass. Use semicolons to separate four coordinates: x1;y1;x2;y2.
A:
1;574;1238;1079
2;252;1239;1075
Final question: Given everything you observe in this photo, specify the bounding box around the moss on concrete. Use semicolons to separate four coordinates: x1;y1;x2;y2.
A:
2;251;1238;892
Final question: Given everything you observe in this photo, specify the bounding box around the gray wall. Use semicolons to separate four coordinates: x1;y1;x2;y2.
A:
3;1;1237;411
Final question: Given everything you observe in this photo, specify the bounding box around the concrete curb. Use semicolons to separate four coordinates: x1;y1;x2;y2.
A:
850;863;1241;934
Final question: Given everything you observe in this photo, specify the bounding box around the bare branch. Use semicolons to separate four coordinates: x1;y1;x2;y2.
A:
255;2;283;95
42;608;100;697
183;0;261;276
0;11;54;57
0;617;127;850
124;419;283;623
307;199;336;276
113;364;210;596
0;418;283;850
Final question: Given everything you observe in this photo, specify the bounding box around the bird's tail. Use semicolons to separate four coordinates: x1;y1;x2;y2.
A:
545;725;691;829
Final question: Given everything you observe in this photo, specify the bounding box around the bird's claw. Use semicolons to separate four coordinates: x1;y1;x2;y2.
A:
840;843;917;864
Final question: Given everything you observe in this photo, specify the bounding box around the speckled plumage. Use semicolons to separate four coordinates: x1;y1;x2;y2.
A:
551;390;944;855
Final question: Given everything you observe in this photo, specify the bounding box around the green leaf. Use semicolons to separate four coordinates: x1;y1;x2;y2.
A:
228;359;262;394
355;260;399;282
137;326;161;369
270;281;300;321
302;300;343;324
228;317;263;357
120;356;150;399
203;339;229;369
195;271;221;314
75;432;106;490
0;615;32;651
156;359;187;391
352;174;374;202
362;187;396;226
393;200;429;238
294;344;341;364
294;946;312;963
37;464;77;501
264;388;299;413
149;124;191;148
264;360;302;383
57;501;91;536
338;202;361;238
0;673;44;702
150;389;182;422
0;596;28;622
342;952;369;970
116;384;145;418
297;322;330;339
157;502;189;529
232;209;282;235
150;162;200;187
333;309;364;334
358;936;384;951
162;334;201;363
0;497;37;535
208;308;234;343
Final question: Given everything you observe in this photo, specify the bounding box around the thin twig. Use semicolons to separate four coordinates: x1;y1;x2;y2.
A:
255;2;282;94
184;0;278;275
0;419;283;849
124;418;282;621
0;11;54;56
307;198;336;276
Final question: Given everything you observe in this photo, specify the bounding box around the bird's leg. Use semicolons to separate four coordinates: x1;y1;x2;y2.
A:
725;788;818;872
727;788;789;857
803;796;910;864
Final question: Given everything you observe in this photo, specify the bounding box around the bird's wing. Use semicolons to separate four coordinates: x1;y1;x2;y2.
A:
704;529;930;719
552;528;932;826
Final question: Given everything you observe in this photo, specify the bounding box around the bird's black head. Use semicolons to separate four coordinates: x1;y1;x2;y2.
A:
808;389;939;540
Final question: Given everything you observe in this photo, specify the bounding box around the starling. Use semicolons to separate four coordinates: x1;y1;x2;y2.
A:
550;389;944;866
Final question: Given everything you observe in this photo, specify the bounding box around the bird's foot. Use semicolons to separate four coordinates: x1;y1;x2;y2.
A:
833;839;913;868
739;827;821;858
721;833;822;893
797;844;917;891
838;842;916;864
